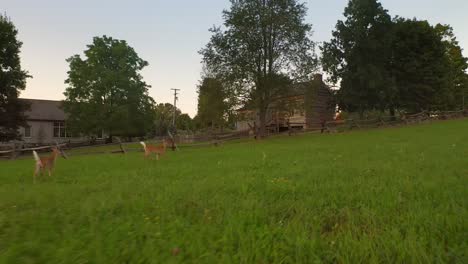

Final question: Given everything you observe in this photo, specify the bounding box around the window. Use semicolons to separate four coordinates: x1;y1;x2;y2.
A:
24;126;31;138
53;121;68;138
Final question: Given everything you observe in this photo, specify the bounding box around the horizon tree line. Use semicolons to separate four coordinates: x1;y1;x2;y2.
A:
1;0;467;141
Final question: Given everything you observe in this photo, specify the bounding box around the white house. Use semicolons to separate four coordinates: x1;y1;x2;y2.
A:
19;99;96;144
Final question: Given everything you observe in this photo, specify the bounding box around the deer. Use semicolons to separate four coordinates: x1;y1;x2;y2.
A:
32;147;66;183
140;139;167;160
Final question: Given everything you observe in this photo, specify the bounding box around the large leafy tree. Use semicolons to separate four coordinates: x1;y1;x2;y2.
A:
63;36;155;141
0;15;31;142
200;0;317;136
197;77;228;129
322;0;393;117
390;19;450;112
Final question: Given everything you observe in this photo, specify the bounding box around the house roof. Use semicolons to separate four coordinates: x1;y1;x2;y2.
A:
20;99;66;121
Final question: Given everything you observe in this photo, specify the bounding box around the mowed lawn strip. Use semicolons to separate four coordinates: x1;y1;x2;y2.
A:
0;119;467;263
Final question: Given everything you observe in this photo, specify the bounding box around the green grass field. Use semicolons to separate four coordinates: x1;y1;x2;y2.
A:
1;120;467;263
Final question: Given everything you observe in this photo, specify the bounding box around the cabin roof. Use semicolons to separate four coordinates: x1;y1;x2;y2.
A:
20;99;66;121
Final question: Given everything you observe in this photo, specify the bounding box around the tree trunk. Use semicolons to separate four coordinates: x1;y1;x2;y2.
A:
275;111;279;133
171;139;176;151
258;108;267;138
389;106;396;121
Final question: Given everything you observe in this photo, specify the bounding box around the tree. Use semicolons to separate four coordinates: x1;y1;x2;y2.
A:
435;24;468;110
0;14;31;142
323;0;468;115
153;103;194;134
200;0;317;136
197;77;228;129
154;103;180;136
322;0;393;117
176;113;193;131
390;19;450;112
465;76;468;110
63;36;155;141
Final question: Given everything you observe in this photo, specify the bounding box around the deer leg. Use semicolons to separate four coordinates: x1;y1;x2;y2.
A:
33;164;40;184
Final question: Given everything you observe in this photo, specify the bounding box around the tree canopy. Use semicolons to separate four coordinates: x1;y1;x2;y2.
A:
0;14;31;142
322;0;468;115
390;18;449;112
63;36;155;140
200;0;317;135
435;24;468;110
153;103;193;135
176;113;194;131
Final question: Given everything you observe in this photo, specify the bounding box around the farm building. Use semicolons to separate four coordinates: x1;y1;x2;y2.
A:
17;99;97;144
236;74;335;132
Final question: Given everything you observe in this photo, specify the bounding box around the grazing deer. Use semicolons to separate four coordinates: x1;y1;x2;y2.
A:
32;147;66;183
140;140;167;160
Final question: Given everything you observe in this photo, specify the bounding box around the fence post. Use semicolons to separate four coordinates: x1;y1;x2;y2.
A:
167;131;178;151
10;142;17;160
119;143;126;154
379;117;386;127
117;138;126;154
320;119;326;134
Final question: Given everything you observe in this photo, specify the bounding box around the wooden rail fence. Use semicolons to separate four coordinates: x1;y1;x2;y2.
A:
1;109;466;160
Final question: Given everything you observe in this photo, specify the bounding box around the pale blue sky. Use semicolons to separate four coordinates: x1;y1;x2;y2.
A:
3;0;467;116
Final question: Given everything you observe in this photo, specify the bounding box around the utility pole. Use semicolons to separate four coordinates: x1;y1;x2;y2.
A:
171;88;180;127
